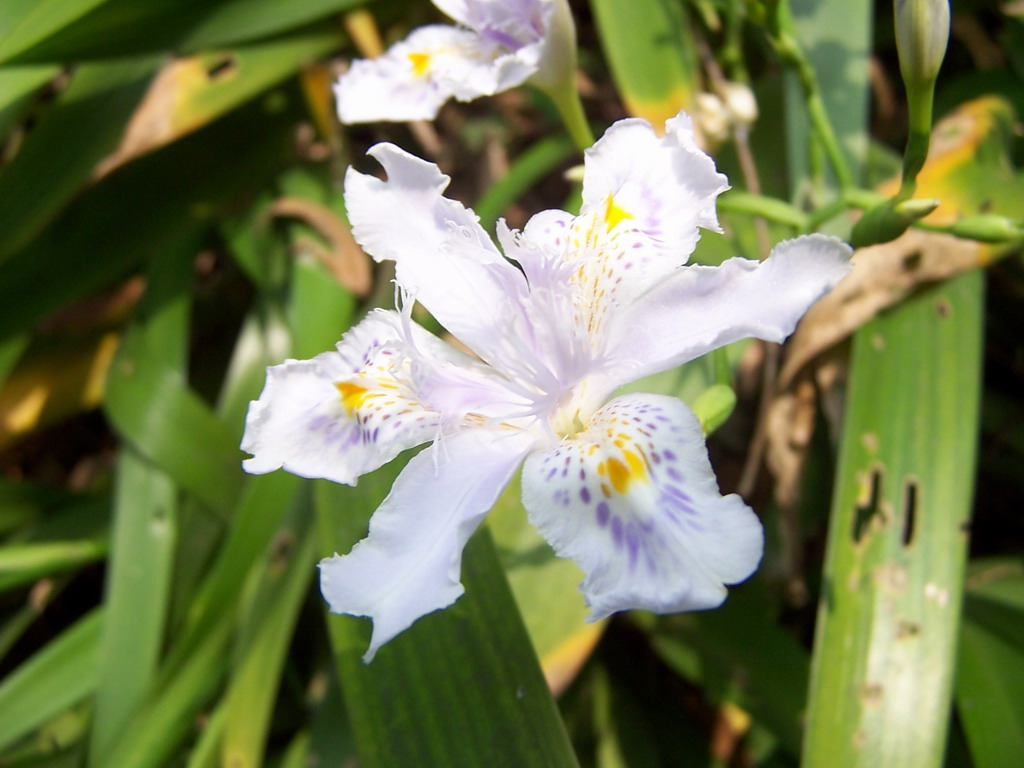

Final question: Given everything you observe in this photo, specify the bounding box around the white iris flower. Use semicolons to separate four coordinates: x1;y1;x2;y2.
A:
242;111;853;661
335;0;571;123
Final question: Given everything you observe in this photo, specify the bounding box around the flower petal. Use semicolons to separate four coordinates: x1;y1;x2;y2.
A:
580;111;729;264
335;16;543;124
319;426;534;661
601;234;854;388
521;393;763;619
335;26;476;123
241;311;443;485
345;143;530;368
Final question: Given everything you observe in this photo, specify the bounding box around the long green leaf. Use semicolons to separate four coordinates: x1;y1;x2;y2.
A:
8;1;354;63
221;487;316;768
783;0;872;198
0;0;113;63
104;331;243;514
0;539;107;592
0;64;59;134
89;244;192;765
802;270;984;767
589;0;698;127
317;477;579;768
0;87;298;343
956;557;1024;767
0;57;157;261
103;615;231;768
0;609;102;751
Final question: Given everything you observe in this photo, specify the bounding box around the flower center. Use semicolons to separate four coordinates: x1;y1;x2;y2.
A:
549;386;597;439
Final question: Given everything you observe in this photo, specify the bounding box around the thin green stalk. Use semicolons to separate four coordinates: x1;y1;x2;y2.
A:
717;190;808;230
548;81;595;151
768;1;856;192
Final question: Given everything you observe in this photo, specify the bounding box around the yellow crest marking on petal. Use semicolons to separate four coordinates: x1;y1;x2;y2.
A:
336;381;369;415
598;448;648;495
408;52;431;76
604;194;634;232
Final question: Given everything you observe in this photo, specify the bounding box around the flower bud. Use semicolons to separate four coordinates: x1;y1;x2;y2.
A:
696;92;731;145
895;0;950;85
720;82;758;126
692;384;737;436
850;197;940;248
948;214;1024;243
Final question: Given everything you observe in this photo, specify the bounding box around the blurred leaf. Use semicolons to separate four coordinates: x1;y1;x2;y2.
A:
0;331;119;449
183;701;226;768
167;472;300;673
0;0;113;63
0;335;29;388
650;580;810;758
0;64;59;134
8;0;358;63
0;539;107;592
956;558;1024;768
94;29;345;178
317;479;579;768
89;246;191;765
221;487;316;768
802;270;984;768
103;614;231;768
104;326;243;514
0;88;297;340
589;0;698;128
782;0;872;197
0;57;157;262
0;609;101;752
955;622;1024;768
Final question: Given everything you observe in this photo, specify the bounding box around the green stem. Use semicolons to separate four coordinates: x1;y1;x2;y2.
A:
540;77;595;151
769;1;856;191
898;79;936;200
717;190;808;229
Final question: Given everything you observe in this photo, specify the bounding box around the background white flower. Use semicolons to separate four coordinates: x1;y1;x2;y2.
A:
335;0;567;123
242;111;853;661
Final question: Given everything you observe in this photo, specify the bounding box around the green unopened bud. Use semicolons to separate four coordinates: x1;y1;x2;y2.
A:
895;0;950;85
692;384;736;436
947;214;1024;243
893;197;941;219
850;197;940;248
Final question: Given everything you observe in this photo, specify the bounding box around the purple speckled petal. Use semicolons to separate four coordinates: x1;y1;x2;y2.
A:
520;392;763;620
241;311;444;485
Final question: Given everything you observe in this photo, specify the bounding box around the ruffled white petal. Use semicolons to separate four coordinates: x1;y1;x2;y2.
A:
600;234;854;388
319;426;534;661
345;143;532;370
521;393;763;620
241;311;441;485
580;112;729;266
335;26;474;124
334;5;548;125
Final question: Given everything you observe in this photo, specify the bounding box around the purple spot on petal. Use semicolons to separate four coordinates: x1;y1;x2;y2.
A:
667;467;682;482
547;467;557;481
611;516;623;547
626;524;639;568
663;449;677;461
580;486;591;504
597;501;610;527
